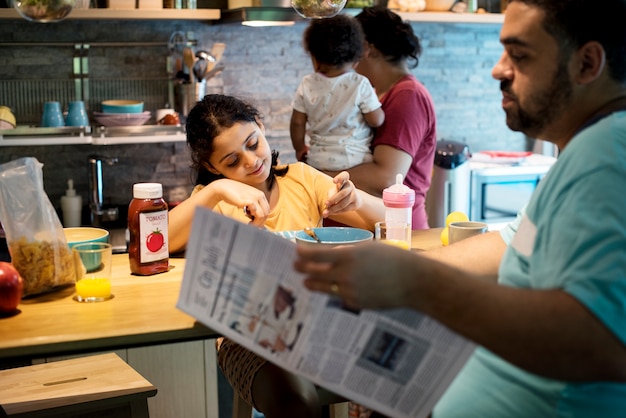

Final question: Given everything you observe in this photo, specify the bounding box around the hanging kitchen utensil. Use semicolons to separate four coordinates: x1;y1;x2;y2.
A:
203;63;226;81
193;59;208;81
195;50;216;65
182;47;196;83
193;50;215;81
210;43;226;63
206;43;226;74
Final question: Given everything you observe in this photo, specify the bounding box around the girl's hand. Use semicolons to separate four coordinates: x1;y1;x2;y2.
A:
211;179;270;227
323;172;362;217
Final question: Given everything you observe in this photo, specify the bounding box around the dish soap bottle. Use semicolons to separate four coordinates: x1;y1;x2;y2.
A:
61;179;82;227
382;174;415;246
128;183;169;275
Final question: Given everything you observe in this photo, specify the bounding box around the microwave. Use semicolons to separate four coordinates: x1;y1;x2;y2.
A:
469;159;554;225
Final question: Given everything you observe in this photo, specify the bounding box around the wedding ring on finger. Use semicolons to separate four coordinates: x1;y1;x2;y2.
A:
330;283;339;295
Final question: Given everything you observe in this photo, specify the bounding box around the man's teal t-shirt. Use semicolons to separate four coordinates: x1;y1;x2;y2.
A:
433;111;626;418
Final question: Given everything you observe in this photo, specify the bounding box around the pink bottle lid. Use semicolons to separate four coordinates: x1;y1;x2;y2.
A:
382;174;415;208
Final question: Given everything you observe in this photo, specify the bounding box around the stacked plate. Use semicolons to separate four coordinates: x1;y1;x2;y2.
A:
95;100;150;127
94;111;151;127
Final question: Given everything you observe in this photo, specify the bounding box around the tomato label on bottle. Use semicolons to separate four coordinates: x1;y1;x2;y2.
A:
138;210;169;263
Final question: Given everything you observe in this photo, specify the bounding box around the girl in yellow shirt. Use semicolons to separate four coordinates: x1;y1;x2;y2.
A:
168;94;384;417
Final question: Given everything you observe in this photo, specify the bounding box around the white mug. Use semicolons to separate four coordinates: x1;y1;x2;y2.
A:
155;108;175;122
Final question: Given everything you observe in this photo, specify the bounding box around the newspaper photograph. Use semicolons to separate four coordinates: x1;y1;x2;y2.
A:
177;207;476;418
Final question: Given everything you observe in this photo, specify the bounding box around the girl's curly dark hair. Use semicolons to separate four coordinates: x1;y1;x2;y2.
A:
186;94;288;189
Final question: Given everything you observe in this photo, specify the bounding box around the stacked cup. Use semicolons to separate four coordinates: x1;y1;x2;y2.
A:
40;101;89;127
65;101;89;127
40;101;64;127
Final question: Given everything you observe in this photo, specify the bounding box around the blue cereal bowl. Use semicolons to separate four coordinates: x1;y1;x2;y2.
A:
294;227;373;247
101;100;144;114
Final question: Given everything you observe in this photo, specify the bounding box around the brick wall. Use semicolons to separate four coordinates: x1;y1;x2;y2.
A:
0;16;526;220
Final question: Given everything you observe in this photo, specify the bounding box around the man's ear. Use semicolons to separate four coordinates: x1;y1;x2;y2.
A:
203;162;220;175
575;41;606;84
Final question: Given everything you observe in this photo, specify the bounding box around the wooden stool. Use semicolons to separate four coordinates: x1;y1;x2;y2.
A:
232;385;348;418
0;353;157;418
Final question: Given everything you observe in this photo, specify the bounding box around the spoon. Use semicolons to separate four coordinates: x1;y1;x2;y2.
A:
304;227;323;243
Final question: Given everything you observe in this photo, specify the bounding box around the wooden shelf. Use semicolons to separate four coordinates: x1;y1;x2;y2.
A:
341;8;504;24
0;7;501;23
0;8;220;20
397;11;504;24
0;131;186;146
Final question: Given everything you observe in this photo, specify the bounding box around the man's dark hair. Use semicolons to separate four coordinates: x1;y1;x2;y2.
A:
511;0;626;82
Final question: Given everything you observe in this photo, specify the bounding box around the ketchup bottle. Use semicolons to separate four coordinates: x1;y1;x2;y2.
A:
128;183;169;275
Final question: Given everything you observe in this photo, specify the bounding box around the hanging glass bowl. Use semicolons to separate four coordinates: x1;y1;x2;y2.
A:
14;0;76;23
291;0;347;19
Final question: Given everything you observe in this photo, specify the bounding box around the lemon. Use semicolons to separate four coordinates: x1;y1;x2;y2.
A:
445;211;469;227
381;239;410;250
440;227;449;246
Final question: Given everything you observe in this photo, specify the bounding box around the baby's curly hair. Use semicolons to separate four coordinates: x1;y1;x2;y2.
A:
303;14;364;67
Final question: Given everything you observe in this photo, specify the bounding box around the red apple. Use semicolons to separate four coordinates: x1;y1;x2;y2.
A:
0;261;23;314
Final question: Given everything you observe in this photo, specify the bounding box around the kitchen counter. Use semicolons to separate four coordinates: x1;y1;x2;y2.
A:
0;256;216;361
0;229;443;362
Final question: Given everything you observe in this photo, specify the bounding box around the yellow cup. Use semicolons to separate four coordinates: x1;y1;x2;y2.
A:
72;242;114;302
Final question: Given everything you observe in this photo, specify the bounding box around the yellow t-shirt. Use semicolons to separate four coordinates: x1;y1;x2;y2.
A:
195;162;332;232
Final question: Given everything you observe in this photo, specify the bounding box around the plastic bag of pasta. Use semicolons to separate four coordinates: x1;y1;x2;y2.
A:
0;157;76;296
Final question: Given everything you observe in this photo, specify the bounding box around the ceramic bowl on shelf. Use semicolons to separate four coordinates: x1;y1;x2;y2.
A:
0;106;16;130
101;100;144;114
93;111;151;127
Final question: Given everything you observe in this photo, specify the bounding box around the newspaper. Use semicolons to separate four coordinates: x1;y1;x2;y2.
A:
177;207;476;418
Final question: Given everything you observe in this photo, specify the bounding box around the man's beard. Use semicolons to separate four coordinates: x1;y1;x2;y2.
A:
501;58;572;138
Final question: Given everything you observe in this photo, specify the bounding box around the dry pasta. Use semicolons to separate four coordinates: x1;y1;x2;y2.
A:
9;237;76;296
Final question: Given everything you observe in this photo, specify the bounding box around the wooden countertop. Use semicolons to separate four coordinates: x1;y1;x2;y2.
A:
0;229;442;361
0;256;217;361
411;227;443;251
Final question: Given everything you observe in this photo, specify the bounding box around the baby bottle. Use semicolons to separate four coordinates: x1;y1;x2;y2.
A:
382;174;415;248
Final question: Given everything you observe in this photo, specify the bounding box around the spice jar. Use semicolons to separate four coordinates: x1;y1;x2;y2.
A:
128;183;169;275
